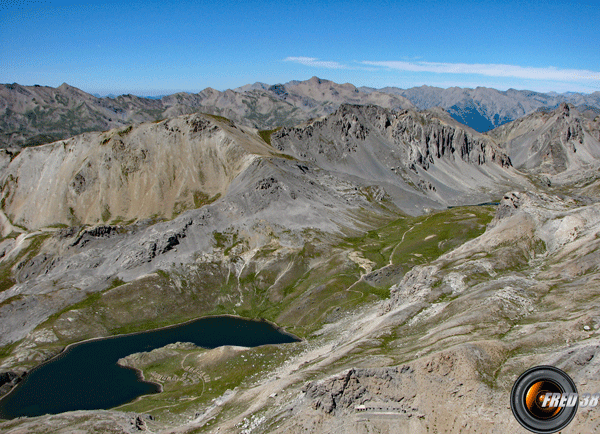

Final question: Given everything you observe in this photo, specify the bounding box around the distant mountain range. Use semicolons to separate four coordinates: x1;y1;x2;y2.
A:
358;84;600;133
1;77;600;148
239;79;600;131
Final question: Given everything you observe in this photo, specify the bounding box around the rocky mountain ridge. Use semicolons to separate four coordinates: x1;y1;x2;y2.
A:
246;79;600;132
271;104;519;209
0;113;272;230
3;77;600;149
0;79;414;149
0;102;532;233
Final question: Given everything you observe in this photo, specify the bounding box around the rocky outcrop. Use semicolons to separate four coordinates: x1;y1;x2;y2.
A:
71;225;120;247
271;104;516;208
120;218;192;269
487;103;600;176
0;371;18;387
273;104;511;170
0;370;25;398
380;108;511;169
303;366;413;415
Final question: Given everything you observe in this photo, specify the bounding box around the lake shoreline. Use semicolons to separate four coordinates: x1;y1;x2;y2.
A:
0;314;300;419
4;313;300;389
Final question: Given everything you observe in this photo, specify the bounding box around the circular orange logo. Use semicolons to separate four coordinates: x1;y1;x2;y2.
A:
510;366;578;433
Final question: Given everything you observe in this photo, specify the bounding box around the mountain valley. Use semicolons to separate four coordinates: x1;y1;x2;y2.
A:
0;82;599;433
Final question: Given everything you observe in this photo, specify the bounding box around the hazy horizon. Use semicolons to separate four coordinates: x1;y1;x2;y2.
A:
5;77;599;99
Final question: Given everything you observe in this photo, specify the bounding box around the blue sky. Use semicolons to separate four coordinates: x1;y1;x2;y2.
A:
1;0;599;95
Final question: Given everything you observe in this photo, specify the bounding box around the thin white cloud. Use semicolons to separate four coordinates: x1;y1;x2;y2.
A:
283;57;600;91
362;61;600;82
283;57;380;72
284;57;349;69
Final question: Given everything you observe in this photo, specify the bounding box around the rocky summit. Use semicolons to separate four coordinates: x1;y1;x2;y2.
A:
0;86;600;434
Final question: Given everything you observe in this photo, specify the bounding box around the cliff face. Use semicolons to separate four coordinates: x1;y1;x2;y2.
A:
271;104;516;206
273;104;511;169
370;105;511;169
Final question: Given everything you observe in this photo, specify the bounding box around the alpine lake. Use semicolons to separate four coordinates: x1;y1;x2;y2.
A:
0;315;299;419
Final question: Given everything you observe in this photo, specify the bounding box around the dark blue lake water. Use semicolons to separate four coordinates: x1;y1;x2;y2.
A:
0;316;299;419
